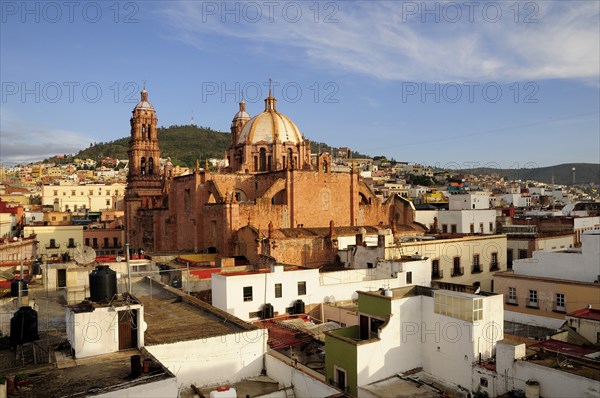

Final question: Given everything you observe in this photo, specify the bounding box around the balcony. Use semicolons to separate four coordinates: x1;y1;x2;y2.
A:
451;267;464;277
490;262;500;271
471;265;483;274
431;269;444;279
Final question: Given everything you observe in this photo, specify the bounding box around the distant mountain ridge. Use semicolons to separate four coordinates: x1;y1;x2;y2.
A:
459;163;600;186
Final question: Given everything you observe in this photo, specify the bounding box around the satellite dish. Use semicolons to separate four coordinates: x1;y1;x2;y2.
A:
74;246;97;265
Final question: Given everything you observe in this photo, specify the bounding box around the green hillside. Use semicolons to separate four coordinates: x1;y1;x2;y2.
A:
55;124;369;167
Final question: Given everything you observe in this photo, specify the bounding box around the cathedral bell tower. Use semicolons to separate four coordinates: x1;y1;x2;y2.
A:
125;88;163;248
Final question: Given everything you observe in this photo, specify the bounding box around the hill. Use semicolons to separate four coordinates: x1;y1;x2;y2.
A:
461;163;600;186
50;125;370;167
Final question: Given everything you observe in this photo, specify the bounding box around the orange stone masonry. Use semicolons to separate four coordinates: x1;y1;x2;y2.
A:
125;89;425;264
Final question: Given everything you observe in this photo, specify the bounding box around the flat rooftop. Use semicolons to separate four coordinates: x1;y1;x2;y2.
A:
4;349;174;397
138;281;258;345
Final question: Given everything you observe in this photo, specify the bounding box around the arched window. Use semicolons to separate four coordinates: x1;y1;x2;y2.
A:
141;125;146;140
148;157;154;175
259;148;267;172
288;148;293;168
323;160;328;173
141;157;146;175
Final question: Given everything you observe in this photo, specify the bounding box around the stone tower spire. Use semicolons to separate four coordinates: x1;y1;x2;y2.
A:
125;88;163;248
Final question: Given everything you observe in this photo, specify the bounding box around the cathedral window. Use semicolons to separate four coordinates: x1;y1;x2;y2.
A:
148;157;154;175
141;125;146;139
147;125;151;140
141;157;146;175
259;148;267;171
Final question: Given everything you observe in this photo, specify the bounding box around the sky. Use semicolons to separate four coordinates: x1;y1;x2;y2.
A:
1;0;599;169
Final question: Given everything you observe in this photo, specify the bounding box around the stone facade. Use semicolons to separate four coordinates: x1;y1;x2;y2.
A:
126;90;424;263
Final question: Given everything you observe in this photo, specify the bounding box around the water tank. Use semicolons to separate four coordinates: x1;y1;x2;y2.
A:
89;265;117;303
293;299;305;315
262;303;274;319
10;279;28;297
525;380;540;398
10;306;39;346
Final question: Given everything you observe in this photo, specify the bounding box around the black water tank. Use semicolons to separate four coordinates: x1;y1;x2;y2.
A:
10;279;28;297
262;303;274;319
10;306;39;346
89;265;117;302
293;299;305;315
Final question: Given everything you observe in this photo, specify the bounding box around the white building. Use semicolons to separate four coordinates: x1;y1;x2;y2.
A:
42;183;126;212
512;230;600;283
416;208;497;234
212;255;431;322
449;192;491;210
324;286;504;396
502;193;531;208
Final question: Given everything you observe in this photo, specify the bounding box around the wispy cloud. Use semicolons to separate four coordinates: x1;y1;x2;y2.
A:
159;1;599;83
0;110;93;164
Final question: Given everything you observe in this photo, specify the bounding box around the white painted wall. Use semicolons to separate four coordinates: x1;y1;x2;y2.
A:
212;259;431;322
449;193;491;210
494;341;600;398
94;377;178;398
513;231;600;282
265;353;339;398
351;291;503;390
503;310;565;329
66;303;145;358
144;329;267;390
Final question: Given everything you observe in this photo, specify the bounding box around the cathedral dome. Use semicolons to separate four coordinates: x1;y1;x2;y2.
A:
237;93;304;145
135;89;155;110
233;100;251;121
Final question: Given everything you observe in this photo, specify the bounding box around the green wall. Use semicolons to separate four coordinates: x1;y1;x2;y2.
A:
358;292;391;318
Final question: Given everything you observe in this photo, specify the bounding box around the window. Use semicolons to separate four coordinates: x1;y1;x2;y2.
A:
470;223;475;233
259;148;267;171
68;238;75;248
519;249;527;259
243;286;253;302
104;237;109;248
480;377;488;387
297;281;307;296
106;199;110;206
479;222;484;233
473;298;483;321
489;222;493;232
508;287;517;304
53;190;58;196
529;290;538;307
406;271;412;284
452;256;463;276
106;190;110;196
490;252;499;270
49;239;57;248
85;238;90;246
442;224;448;233
451;224;457;233
274;283;282;298
71;190;76;195
432;259;441;278
555;293;565;312
113;237;119;248
507;249;513;269
92;238;98;248
472;254;481;273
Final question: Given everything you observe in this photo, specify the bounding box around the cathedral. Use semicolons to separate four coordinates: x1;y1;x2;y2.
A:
125;88;424;266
